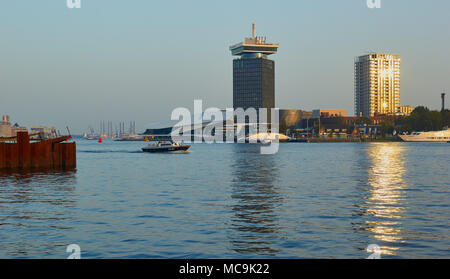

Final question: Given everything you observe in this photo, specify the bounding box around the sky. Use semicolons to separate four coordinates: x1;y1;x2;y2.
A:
1;0;449;134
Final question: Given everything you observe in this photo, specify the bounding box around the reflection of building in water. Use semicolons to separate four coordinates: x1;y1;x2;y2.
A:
228;145;282;256
363;143;407;256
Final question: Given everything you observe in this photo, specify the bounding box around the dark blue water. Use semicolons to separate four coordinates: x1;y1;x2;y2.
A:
0;140;449;258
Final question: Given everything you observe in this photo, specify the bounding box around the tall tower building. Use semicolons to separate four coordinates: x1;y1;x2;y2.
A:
355;54;401;117
230;24;279;114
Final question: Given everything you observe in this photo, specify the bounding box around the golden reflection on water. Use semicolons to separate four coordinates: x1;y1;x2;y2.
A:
365;143;407;256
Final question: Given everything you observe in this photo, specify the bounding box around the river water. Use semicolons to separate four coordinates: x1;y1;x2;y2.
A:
0;140;448;258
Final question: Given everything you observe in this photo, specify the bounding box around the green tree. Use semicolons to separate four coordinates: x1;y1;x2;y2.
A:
403;106;443;132
442;109;450;128
429;111;442;131
279;120;288;134
380;121;394;137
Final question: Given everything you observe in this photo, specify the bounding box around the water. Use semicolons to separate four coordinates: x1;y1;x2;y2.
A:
0;140;449;259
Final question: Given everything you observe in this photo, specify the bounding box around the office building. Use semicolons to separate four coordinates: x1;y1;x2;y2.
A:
230;24;279;118
279;109;312;127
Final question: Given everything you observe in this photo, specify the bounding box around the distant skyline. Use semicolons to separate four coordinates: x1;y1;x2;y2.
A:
1;0;449;133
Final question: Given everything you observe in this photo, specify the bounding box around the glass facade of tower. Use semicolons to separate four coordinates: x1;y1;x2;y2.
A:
355;54;401;117
233;57;275;111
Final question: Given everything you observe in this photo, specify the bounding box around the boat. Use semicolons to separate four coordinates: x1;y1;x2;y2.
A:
83;133;98;140
399;128;450;142
142;141;191;153
237;132;290;144
260;138;272;145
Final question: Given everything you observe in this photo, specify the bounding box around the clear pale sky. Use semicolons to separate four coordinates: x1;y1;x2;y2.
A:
1;0;449;134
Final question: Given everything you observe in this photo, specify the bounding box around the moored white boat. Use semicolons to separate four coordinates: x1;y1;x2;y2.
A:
237;132;290;144
399;128;450;142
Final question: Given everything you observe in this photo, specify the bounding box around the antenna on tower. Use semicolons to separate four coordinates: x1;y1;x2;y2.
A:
442;91;446;111
252;23;256;39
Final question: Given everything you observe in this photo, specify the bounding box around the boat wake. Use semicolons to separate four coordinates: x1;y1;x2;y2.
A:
78;150;142;154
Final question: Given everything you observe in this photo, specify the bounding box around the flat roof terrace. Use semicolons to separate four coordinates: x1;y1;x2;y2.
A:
230;24;279;56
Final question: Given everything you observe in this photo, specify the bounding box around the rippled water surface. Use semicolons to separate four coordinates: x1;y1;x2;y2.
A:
0;140;449;258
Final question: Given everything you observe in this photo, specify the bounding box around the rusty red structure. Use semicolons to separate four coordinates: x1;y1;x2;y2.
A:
0;131;76;170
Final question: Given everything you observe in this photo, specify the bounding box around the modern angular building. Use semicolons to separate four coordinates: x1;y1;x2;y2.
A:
355;54;401;117
230;24;279;115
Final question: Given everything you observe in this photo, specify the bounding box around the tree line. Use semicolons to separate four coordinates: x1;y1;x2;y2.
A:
396;106;450;133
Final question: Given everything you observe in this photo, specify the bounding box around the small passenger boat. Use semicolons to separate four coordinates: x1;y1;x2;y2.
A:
142;141;191;153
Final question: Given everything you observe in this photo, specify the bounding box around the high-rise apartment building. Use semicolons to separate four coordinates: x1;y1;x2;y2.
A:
355;54;401;117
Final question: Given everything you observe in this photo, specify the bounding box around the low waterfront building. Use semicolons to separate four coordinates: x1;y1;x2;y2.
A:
142;121;179;141
279;109;312;128
312;109;347;119
143;109;299;142
321;125;348;137
11;124;28;137
317;117;352;137
397;105;413;116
